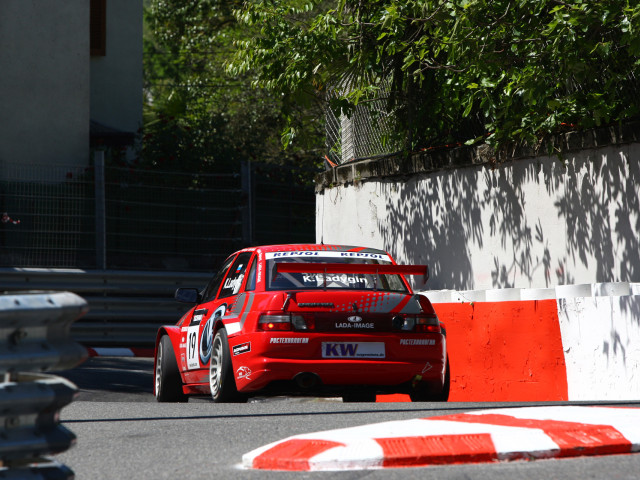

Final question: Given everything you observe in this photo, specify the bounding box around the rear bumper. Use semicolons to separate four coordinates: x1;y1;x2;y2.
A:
228;332;446;394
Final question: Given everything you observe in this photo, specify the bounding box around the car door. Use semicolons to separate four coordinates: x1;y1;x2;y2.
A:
181;254;235;384
182;252;253;385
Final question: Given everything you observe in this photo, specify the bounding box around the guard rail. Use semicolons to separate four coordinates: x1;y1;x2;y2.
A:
0;291;88;479
0;268;211;348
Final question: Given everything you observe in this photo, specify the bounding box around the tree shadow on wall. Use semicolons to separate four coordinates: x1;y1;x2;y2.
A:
379;144;640;290
552;146;640;284
378;169;481;290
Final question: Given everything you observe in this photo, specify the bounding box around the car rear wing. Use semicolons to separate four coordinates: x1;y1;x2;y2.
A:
276;262;429;284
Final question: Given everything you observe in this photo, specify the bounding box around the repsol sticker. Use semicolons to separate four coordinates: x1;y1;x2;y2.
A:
233;342;251;356
267;251;320;258
265;251;392;261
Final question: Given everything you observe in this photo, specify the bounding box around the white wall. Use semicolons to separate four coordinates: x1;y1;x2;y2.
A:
90;0;143;135
0;0;89;180
317;143;640;290
557;293;640;401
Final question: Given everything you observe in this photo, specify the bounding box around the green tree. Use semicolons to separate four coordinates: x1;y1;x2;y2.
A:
229;0;640;156
141;0;324;178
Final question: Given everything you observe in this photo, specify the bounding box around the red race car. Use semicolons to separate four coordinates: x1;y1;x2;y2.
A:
154;244;449;403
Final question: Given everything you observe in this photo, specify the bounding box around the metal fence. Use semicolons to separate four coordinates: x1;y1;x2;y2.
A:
0;158;316;272
325;70;640;167
325;76;402;166
251;162;317;246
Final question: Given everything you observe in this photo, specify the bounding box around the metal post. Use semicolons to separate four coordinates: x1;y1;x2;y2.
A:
94;151;106;269
241;160;252;245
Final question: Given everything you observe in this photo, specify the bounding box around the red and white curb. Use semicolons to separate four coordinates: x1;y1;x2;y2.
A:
242;406;640;471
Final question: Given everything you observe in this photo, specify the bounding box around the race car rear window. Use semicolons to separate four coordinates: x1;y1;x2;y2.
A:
265;251;408;292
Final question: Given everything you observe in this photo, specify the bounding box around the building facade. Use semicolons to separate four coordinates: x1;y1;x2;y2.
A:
0;0;142;181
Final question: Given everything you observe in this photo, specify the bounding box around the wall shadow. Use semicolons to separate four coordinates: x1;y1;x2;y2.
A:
378;144;640;290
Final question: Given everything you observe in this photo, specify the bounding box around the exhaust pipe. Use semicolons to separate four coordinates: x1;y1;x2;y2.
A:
293;372;321;389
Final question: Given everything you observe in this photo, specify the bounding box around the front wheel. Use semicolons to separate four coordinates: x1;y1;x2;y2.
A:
155;335;187;403
209;329;246;403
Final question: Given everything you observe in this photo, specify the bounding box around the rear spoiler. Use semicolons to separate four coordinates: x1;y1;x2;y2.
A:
276;262;429;284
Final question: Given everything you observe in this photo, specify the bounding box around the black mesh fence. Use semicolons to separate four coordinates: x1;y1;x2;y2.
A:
0;160;315;271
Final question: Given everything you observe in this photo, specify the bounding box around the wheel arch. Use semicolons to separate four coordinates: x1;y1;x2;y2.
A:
154;326;185;395
212;319;226;337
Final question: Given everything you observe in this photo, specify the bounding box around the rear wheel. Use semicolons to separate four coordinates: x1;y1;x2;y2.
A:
155;335;187;403
410;358;450;402
209;329;246;403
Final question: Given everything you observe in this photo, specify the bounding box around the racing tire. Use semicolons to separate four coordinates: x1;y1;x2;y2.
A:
209;329;247;403
410;358;450;402
342;390;377;403
155;335;188;403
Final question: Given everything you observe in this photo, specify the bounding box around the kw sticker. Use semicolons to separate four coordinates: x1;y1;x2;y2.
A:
321;342;385;359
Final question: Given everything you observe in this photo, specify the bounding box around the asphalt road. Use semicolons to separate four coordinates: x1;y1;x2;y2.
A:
54;358;640;479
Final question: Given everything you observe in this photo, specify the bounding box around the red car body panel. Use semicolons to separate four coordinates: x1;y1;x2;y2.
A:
154;244;447;399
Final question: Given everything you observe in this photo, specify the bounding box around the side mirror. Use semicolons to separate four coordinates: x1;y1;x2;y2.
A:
175;287;200;304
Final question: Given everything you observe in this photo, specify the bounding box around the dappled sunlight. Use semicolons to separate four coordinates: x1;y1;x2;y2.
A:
319;142;640;291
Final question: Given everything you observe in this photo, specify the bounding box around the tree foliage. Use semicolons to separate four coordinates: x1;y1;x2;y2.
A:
229;0;640;154
141;0;324;176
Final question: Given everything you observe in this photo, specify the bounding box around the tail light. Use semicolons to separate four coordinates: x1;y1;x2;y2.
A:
258;312;315;331
415;314;441;333
414;294;443;333
394;314;441;333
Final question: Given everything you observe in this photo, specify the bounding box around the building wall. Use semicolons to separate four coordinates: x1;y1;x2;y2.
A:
316;133;640;290
90;0;143;135
0;0;89;180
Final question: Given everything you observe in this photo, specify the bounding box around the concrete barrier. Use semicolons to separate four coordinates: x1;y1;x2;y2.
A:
558;294;640;401
416;284;640;402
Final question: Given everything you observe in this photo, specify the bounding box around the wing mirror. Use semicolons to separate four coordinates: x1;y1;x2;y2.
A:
174;287;201;304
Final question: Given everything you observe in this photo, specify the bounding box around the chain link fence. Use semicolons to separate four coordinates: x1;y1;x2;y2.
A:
325;76;401;166
251;162;316;246
325;69;640;167
0;159;315;272
0;162;94;268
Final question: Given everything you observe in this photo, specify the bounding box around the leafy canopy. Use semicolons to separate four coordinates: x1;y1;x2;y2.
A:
141;0;324;177
229;0;640;154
